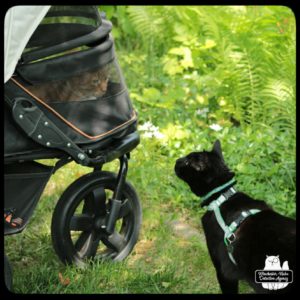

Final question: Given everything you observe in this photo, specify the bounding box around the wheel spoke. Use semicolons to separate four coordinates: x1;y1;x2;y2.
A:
84;187;107;216
85;231;102;258
102;231;126;252
75;231;91;253
117;199;131;219
84;196;94;214
70;214;94;231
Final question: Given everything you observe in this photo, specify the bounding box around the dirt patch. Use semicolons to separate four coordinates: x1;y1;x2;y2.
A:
128;238;156;266
167;219;207;244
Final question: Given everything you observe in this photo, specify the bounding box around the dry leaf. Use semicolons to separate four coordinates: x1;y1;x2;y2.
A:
58;272;71;286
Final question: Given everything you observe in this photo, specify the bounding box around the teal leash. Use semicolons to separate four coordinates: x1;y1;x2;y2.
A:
204;180;261;265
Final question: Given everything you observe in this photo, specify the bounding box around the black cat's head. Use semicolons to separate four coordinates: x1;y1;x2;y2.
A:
174;140;235;199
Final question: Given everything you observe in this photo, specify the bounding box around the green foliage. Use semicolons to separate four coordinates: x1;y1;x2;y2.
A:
111;6;295;132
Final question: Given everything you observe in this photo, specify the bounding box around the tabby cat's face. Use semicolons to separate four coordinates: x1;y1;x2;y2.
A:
77;68;109;97
26;67;110;103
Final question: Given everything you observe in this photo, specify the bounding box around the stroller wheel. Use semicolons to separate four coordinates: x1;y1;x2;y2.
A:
4;254;13;291
51;171;142;266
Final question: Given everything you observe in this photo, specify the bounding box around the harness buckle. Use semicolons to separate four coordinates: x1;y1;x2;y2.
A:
226;233;236;244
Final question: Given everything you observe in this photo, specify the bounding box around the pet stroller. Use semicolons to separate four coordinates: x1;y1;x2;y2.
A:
4;6;142;289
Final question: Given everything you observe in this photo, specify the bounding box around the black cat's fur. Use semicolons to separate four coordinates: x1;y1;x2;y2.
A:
174;140;296;294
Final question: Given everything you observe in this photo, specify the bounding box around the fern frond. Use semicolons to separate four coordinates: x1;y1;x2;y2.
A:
260;79;295;134
126;6;172;43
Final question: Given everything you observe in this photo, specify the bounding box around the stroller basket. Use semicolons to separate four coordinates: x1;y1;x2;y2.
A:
4;161;54;235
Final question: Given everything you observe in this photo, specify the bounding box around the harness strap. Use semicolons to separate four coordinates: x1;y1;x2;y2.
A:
206;184;261;265
202;178;236;202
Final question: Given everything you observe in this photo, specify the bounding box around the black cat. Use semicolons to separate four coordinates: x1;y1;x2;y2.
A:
174;140;296;294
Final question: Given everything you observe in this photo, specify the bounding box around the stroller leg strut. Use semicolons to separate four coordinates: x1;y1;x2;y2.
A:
105;154;129;234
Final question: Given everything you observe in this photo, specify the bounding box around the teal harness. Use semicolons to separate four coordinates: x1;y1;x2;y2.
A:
202;179;261;265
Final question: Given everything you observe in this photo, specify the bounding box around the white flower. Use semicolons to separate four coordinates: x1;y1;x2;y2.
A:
209;123;223;131
196;108;209;116
152;131;165;139
139;121;165;139
151;125;160;132
142;131;154;138
139;121;154;131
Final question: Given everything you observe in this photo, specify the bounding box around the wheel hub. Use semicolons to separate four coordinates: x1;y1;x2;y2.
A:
94;216;107;232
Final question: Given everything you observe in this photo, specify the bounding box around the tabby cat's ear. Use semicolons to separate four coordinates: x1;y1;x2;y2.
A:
212;140;224;160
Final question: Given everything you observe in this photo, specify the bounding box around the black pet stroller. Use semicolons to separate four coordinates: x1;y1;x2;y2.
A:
4;6;142;289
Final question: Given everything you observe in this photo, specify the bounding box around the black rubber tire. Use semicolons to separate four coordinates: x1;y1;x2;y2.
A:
4;254;13;291
51;171;142;267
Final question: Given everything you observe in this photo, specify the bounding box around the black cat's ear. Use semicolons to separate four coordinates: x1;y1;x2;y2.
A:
212;140;224;160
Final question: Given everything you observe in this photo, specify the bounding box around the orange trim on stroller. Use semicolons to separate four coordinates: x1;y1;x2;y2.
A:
11;78;137;141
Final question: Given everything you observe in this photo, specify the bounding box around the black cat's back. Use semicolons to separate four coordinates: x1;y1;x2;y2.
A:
233;209;296;269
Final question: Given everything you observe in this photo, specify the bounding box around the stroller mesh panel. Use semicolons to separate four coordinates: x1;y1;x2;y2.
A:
24;60;125;103
24;6;101;53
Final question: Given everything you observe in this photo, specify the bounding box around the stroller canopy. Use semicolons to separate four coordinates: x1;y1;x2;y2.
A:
4;6;51;83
